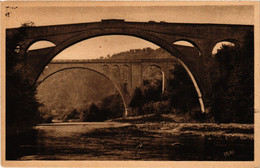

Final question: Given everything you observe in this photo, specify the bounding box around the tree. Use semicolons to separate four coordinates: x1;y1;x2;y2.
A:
143;79;163;102
6;22;41;133
100;94;124;119
167;65;200;113
212;31;254;123
80;108;89;122
80;103;107;122
129;88;145;115
6;22;41;159
129;78;170;116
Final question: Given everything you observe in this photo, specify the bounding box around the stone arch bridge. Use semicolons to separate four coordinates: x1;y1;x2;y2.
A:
37;58;177;116
6;19;253;115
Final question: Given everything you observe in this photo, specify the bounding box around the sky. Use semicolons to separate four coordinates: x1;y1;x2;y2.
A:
4;4;255;59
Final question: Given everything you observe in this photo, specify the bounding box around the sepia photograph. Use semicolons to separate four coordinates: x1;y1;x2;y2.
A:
1;1;259;167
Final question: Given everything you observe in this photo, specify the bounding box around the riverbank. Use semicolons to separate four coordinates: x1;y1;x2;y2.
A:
110;115;254;160
108;113;197;123
135;122;253;140
109;113;254;142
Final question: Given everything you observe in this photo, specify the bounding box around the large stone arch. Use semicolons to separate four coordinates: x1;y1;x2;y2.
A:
36;66;129;117
30;28;202;85
43;37;201;112
27;30;207;111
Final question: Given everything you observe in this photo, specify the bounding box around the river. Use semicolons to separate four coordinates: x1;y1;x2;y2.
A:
17;122;253;160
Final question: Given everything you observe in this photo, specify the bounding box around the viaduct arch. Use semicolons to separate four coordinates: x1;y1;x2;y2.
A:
6;19;253;114
142;64;167;94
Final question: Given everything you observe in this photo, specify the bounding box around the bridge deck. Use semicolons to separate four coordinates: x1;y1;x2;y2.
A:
50;58;178;64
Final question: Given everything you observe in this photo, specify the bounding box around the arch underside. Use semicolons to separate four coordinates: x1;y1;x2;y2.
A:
28;28;206;113
27;40;56;51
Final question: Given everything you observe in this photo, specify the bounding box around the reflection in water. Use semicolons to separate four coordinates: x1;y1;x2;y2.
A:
18;122;253;160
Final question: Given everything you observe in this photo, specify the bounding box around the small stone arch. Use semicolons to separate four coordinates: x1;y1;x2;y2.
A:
112;65;120;78
122;65;129;83
172;39;202;57
26;39;56;52
211;39;240;57
142;64;165;93
103;65;109;72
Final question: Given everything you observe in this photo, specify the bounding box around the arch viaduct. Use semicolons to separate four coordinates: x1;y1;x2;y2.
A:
37;58;178;116
6;19;253;115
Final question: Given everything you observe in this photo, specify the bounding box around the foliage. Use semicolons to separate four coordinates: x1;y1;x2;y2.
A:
81;103;105;122
142;101;170;115
6;22;41;135
79;94;124;122
212;31;254;123
100;94;124;119
60;109;80;121
129;77;170;116
38;92;125;122
6;22;41;159
129;88;145;111
87;103;101;121
167;65;200;113
38;105;53;123
143;79;164;102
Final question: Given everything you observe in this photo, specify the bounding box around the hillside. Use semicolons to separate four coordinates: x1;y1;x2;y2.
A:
36;69;118;114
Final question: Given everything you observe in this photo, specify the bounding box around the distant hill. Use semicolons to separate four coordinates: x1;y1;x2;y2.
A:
109;45;198;60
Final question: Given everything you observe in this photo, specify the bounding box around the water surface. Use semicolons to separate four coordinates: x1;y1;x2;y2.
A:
18;122;253;160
